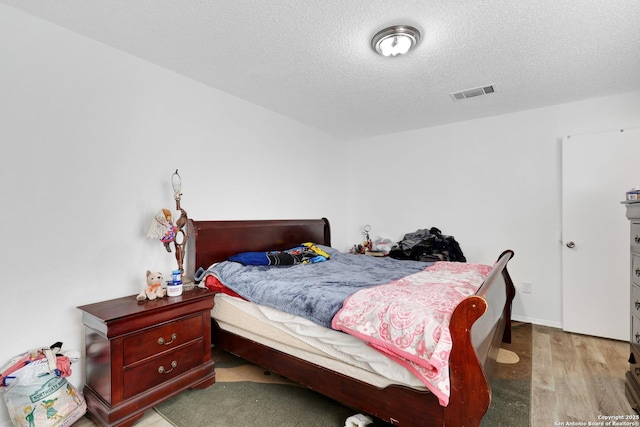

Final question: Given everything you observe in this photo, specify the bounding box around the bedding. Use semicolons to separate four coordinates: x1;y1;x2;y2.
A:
211;293;427;389
332;261;493;405
200;245;431;328
202;245;492;405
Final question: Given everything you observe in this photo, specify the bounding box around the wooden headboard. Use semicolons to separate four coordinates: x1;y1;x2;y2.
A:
185;218;331;279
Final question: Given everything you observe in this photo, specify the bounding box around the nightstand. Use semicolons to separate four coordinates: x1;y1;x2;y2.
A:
77;288;216;427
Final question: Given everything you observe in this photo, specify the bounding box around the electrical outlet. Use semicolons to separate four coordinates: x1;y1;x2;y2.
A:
522;281;533;294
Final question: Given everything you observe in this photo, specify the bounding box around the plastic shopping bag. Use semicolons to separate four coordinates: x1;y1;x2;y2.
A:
0;345;86;427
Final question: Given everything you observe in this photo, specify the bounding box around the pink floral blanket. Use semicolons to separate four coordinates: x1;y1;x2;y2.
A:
331;261;493;406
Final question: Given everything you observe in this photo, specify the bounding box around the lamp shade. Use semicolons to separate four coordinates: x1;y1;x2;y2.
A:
147;209;175;243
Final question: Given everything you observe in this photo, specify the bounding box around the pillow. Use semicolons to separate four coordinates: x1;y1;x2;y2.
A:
229;242;330;266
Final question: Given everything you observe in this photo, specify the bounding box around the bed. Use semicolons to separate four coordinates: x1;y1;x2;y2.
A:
185;218;516;427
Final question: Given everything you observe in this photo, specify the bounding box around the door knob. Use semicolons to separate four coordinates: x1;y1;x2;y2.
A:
566;241;575;248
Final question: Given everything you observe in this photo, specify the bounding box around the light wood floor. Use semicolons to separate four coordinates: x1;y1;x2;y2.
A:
74;325;636;427
531;325;634;426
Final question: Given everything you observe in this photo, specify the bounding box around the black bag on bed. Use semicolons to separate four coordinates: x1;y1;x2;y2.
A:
388;227;466;262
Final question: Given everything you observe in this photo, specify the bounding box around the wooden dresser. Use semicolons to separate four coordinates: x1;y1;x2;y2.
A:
624;201;640;411
78;288;216;427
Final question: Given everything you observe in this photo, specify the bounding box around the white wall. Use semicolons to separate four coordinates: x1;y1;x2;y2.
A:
346;91;640;327
2;3;640;426
0;5;347;425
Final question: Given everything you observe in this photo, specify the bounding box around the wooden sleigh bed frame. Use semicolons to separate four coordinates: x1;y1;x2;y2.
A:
185;218;516;427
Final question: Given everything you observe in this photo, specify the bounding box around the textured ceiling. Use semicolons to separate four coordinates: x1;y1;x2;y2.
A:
3;0;640;140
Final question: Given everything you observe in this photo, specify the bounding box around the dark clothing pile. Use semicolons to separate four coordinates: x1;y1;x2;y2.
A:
388;227;466;262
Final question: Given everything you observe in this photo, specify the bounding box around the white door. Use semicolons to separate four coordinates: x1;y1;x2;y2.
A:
562;128;640;341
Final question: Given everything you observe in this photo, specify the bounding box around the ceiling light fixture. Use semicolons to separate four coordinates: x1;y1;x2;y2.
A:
372;25;421;57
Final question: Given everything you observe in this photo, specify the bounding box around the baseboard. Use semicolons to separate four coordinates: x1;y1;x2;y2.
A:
512;314;562;329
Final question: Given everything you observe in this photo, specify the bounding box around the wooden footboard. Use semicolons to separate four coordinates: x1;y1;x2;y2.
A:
446;249;515;426
187;219;515;427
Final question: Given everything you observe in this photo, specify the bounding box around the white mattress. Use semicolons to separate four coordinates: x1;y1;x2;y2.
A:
211;293;427;390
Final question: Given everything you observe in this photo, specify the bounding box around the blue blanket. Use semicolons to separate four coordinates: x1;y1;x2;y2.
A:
201;246;432;328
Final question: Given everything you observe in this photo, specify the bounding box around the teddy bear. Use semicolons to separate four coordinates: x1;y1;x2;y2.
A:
136;270;166;301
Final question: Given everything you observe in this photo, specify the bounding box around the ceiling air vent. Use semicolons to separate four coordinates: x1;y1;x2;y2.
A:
450;85;495;101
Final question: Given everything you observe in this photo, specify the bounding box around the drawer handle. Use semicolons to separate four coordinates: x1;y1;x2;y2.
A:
636;301;640;310
636;367;640;376
636;268;640;277
636;333;640;344
158;333;177;346
635;235;640;244
158;361;177;374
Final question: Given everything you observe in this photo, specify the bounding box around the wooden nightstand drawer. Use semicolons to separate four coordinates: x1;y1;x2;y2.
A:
633;315;640;346
631;222;640;252
632;285;640;320
123;315;203;365
123;340;204;399
634;255;640;286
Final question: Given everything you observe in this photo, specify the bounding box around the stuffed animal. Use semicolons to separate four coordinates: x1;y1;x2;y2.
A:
136;270;166;301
